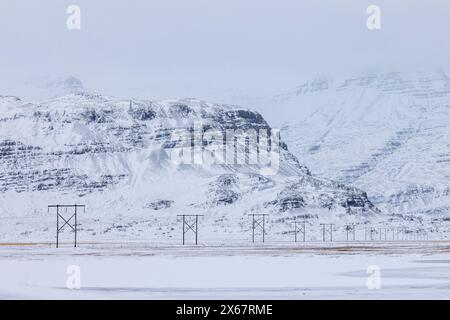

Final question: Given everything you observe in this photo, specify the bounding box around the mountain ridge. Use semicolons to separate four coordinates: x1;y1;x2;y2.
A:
0;91;381;243
260;70;450;225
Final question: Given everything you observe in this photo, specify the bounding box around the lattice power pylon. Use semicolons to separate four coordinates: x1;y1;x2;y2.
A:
292;220;306;242
395;228;404;241
49;204;85;248
320;223;334;242
345;224;356;241
249;214;268;243
378;228;388;241
177;214;203;245
365;227;376;241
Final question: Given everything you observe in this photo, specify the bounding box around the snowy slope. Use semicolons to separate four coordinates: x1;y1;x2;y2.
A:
0;92;381;243
261;70;450;223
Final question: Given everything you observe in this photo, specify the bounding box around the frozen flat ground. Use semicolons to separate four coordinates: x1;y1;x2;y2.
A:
0;241;450;299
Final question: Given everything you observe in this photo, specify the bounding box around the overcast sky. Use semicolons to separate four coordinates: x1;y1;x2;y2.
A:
1;0;450;102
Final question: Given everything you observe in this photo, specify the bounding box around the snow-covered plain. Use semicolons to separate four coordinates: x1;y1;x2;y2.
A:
0;242;449;299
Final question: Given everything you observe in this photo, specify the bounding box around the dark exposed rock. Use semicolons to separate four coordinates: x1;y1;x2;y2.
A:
145;200;174;210
208;174;241;205
81;108;114;123
128;104;156;121
268;195;305;212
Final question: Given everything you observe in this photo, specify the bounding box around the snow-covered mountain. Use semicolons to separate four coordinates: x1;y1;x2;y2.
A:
263;70;450;225
0;92;381;243
23;74;85;100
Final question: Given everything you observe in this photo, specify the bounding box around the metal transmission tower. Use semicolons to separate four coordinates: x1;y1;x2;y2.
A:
390;228;398;240
396;228;404;241
320;223;334;242
401;228;409;241
177;215;203;245
345;224;356;241
378;228;388;241
49;204;85;248
418;230;428;241
416;230;421;241
249;214;268;243
292;220;306;242
365;227;376;241
404;229;411;241
405;230;413;241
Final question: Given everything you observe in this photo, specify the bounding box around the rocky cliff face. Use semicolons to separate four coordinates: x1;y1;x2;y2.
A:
0;92;377;242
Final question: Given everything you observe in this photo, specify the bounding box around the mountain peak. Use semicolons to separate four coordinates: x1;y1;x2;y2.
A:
24;74;85;100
